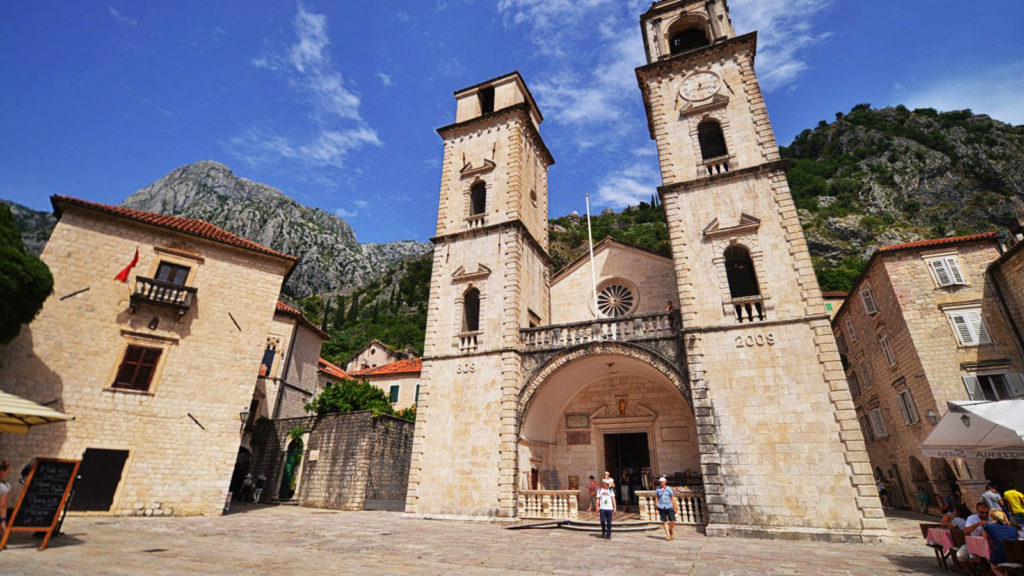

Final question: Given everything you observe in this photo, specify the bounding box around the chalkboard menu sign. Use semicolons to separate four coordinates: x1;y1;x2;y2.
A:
1;458;80;551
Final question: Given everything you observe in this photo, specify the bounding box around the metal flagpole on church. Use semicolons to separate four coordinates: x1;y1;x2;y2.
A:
585;194;599;318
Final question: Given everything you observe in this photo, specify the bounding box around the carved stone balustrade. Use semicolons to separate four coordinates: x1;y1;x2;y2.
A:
130;276;197;320
517;490;579;520
519;311;678;352
636;486;707;526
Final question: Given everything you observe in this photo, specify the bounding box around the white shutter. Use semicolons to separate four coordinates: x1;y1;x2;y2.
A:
969;311;992;344
930;259;952;286
896;394;911;425
861;289;878;315
962;375;984;400
880;336;895;366
945;257;965;284
903;391;919;424
846;318;858;342
949;312;976;345
869;409;888;437
1005;373;1024;399
861;363;873;387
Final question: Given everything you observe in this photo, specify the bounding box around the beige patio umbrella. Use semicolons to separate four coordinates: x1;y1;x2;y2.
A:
0;390;73;434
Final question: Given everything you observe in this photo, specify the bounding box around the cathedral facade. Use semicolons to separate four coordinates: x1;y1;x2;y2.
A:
406;0;886;542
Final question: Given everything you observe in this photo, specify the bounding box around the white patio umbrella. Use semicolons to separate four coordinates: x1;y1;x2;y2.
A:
920;400;1024;460
0;390;73;434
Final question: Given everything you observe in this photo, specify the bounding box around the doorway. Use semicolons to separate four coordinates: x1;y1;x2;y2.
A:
69;448;129;512
278;438;303;500
604;432;650;506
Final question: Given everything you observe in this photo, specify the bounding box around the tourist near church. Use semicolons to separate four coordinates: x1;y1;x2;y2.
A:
1;0;1023;574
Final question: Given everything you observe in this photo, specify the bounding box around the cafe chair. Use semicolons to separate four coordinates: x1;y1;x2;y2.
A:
948;527;968;573
921;523;950;569
999;540;1024;575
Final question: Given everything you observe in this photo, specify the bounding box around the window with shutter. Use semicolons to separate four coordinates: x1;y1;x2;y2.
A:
1006;373;1024;399
929;259;952;286
926;256;967;287
869;408;887;438
860;288;878;315
389;385;400;403
848;371;861;397
861;362;873;387
945;257;965;284
947;309;992;346
962;375;984;400
846;318;857;342
859;415;874;442
880;335;895;366
897;390;919;425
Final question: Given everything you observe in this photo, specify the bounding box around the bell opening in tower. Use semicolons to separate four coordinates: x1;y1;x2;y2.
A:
669;27;710;55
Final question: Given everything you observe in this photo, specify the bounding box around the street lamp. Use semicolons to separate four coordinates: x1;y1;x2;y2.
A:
239;407;250;431
925;410;939;426
960;414;971;428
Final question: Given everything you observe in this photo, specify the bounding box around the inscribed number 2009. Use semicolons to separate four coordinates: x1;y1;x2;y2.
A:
735;333;776;348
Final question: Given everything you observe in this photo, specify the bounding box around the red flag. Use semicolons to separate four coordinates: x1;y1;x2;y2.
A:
114;247;139;283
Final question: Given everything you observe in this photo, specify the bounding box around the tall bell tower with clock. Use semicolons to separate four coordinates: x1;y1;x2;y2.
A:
636;0;886;541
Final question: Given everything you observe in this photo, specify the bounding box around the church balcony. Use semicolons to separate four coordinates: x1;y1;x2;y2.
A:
730;295;765;323
466;213;487;229
699;154;731;177
519;311;678;352
129;276;197;320
457;331;481;353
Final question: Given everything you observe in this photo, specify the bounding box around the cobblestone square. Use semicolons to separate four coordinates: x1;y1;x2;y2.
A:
1;507;947;575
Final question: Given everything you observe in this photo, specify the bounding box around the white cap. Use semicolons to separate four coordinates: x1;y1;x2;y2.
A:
659;476;667;482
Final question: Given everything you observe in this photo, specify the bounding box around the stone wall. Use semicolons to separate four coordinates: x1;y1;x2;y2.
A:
250;412;413;511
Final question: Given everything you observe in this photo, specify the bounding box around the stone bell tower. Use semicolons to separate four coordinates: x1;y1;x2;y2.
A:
636;0;886;540
406;72;553;517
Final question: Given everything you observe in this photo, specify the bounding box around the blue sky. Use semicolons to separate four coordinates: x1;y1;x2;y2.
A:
1;0;1021;244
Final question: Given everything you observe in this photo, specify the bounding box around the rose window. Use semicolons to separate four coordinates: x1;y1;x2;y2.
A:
597;284;635;317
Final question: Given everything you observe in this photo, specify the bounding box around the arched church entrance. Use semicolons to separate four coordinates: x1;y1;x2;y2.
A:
516;344;703;522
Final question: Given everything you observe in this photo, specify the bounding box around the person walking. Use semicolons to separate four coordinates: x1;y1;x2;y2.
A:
597;478;616;540
1003;482;1024;525
654;476;679;541
587;475;598;512
982;483;1006;512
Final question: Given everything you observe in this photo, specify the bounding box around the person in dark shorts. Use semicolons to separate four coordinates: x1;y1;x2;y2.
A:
597;478;616;539
654;476;679;541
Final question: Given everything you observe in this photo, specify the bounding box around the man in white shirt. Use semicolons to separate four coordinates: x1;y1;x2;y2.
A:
597;478;616;540
957;503;991;565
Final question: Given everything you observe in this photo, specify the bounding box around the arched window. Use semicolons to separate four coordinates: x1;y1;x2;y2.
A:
470;182;487;216
463;288;480;332
669;28;710;55
724;245;759;298
698;120;728;160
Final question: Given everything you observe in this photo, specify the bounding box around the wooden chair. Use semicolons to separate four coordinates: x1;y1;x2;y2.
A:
948;527;968;573
999;540;1024;575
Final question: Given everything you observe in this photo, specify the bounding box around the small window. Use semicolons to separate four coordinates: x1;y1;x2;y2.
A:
463;288;480;332
415;384;420;403
868;408;888;438
860;362;873;388
825;303;833;312
113;345;162;391
947;309;992;346
836;332;848;355
724;245;759;298
846;318;858;342
859;414;875;442
896;390;920;425
669;28;710;55
389;385;400;404
927;256;966;287
261;344;276;375
847;371;861;398
155;262;190;285
470;182;487;216
964;373;1024;401
698;120;728;161
860;288;877;315
478;86;495;115
879;335;895;367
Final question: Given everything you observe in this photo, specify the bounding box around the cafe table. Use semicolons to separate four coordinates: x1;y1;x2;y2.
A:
966;534;992;560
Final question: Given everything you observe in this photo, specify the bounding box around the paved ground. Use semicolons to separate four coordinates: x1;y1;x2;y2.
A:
0;506;947;575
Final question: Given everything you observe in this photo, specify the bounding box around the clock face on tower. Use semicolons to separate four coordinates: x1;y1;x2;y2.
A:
679;71;721;101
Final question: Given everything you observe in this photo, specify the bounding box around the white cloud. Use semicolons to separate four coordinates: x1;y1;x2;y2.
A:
903;61;1024;126
108;6;137;26
729;0;833;92
226;3;380;173
378;72;394;87
594;162;660;209
334;207;357;219
353;199;369;209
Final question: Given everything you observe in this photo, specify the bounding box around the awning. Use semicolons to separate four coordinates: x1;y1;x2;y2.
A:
920;400;1024;460
0;390;73;434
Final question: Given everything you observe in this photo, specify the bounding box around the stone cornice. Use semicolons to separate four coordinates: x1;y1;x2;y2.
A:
431;219;552;267
437;103;555;167
635;32;758;140
657;159;787;197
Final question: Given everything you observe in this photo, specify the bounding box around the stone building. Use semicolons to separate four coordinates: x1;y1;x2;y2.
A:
407;0;884;541
344;339;409;373
0;195;296;516
317;356;349;391
832;232;1024;507
250;300;328;423
347;358;422;411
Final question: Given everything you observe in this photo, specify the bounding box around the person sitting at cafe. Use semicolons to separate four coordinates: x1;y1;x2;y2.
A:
941;503;970;530
957;502;992;564
983;510;1021;576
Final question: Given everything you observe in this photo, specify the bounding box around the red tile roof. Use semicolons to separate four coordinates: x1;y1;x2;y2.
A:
275;300;329;339
877;232;1000;253
348;358;422;377
317;357;348;380
51;195;298;263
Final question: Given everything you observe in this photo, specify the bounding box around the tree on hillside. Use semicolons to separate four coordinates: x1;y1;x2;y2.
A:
0;203;53;344
305;378;416;421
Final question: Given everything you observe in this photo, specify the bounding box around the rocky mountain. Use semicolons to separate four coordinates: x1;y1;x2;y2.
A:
6;161;431;297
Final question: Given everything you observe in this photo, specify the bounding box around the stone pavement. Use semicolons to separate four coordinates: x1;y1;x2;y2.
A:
0;506;946;575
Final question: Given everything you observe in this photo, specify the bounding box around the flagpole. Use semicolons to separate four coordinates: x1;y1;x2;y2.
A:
585;194;599;318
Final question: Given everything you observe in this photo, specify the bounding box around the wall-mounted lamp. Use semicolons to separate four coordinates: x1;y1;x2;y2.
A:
239;407;251;432
925;410;939;426
960;414;971;428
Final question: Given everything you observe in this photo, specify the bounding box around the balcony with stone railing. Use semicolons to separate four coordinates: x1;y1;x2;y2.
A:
518;490;579;520
130;276;197;319
519;311;678;353
700;155;731;177
636;486;707;526
466;213;487;230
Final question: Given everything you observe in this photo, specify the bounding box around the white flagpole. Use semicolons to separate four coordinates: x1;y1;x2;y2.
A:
585;194;599;318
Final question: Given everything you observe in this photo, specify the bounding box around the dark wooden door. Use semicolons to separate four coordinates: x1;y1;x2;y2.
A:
68;448;129;511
